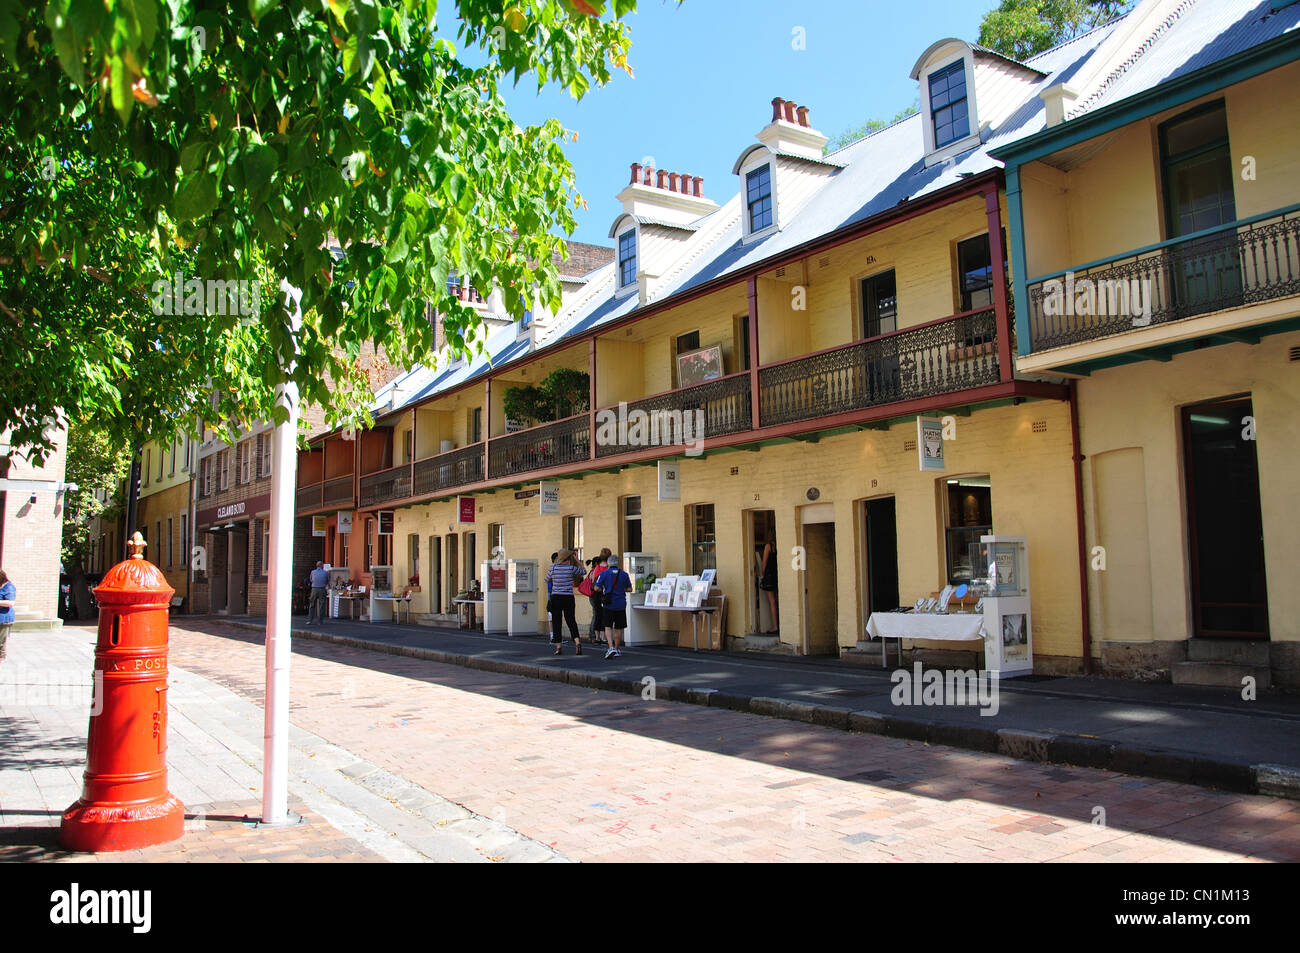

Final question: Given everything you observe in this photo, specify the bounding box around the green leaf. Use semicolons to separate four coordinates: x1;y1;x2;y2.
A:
173;169;220;221
248;0;280;22
109;54;135;124
241;144;278;192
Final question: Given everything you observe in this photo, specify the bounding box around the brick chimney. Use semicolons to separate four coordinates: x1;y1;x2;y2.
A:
755;96;828;159
616;157;717;226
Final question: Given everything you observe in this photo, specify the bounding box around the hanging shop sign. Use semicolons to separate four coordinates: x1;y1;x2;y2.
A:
311;516;327;537
917;416;945;473
539;481;560;515
337;511;354;534
658;460;681;502
458;496;476;524
378;510;394;535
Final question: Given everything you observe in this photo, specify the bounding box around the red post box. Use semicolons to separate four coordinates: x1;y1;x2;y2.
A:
61;532;185;852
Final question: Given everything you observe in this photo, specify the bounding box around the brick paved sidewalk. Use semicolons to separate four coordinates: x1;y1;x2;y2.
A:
0;626;566;864
155;621;1300;862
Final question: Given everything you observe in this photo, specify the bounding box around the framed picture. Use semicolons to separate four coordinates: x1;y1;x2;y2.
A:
673;576;699;608
683;587;704;609
699;569;716;586
645;588;672;608
676;345;723;388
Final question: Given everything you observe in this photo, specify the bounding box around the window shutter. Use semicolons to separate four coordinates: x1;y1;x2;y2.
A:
253;518;264;578
254;435;263;480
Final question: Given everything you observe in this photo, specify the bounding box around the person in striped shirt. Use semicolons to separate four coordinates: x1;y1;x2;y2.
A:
546;549;586;655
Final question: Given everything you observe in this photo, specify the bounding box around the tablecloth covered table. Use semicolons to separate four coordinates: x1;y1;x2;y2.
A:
864;612;986;667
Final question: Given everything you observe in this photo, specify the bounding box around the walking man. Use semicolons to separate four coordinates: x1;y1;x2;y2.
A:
307;561;329;625
596;555;632;659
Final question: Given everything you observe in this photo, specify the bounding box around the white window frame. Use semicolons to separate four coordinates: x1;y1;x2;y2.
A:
918;50;981;168
738;153;780;244
614;227;639;297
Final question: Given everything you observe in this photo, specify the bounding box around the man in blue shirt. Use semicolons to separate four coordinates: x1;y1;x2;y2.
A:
595;555;632;659
307;561;329;625
0;568;15;672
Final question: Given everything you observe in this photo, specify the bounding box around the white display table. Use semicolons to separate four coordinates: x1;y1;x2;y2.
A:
864;612;987;668
632;604;718;652
624;593;660;646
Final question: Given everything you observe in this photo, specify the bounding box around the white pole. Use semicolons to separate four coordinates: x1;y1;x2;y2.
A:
262;282;302;824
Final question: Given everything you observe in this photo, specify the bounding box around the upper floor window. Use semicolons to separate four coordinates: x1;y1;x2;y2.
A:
861;269;898;338
617;230;637;288
956;231;1006;313
928;60;969;148
746;164;773;233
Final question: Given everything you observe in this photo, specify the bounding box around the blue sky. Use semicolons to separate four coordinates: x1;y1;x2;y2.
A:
496;0;995;247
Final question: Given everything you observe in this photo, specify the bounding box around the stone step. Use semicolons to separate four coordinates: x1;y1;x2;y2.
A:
13;618;63;632
1186;638;1270;666
1172;660;1271;690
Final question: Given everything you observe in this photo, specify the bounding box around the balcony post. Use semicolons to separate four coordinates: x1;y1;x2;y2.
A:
985;185;1014;381
589;337;598;460
484;378;492;481
747;276;760;430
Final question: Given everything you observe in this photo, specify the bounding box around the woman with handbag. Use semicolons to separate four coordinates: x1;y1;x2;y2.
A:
582;548;612;644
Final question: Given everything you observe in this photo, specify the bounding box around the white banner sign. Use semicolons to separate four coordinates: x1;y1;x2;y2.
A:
658;460;681;501
337;510;353;534
539;481;560;514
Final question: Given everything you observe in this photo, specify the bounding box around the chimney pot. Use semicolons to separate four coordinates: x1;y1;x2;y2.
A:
668;172;680;192
643;165;654;186
771;97;786;122
692;176;704;198
784;100;797;123
655;169;666;189
630;162;641;185
796;105;810;128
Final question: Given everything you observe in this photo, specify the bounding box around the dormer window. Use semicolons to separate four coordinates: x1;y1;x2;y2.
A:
617;229;637;288
928;61;970;148
746;165;773;232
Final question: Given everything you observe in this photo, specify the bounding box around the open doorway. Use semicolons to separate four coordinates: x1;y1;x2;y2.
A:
863;497;900;616
800;506;838;656
1182;396;1268;637
428;535;442;614
228;528;248;615
446;534;458;602
746;510;777;635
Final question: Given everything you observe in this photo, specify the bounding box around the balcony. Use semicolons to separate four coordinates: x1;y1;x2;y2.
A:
359;464;413;507
488;413;590;480
758;308;1001;428
594;372;752;457
295;483;322;510
413;442;485;496
323;475;354;506
1025;208;1300;353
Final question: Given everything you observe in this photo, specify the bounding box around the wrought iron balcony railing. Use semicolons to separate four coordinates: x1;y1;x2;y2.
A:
358;463;413;507
322;475;354;506
413;442;485;497
1025;207;1300;352
295;483;322;511
758;308;1000;428
594;371;753;458
488;413;590;480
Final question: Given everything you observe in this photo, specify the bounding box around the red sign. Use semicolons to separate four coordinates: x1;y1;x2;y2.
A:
488;566;506;590
458;496;475;523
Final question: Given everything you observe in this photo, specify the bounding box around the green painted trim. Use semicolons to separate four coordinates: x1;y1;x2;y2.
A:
991;29;1300;169
1047;314;1300;375
1025;203;1300;286
1005;167;1033;357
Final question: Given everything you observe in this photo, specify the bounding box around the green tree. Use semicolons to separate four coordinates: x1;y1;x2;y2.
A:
59;423;131;616
824;100;919;155
978;0;1132;62
0;0;640;461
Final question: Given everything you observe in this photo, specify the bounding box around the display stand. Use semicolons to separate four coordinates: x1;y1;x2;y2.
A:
980;534;1033;678
368;565;393;622
481;560;508;634
507;559;539;636
622;552;662;645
